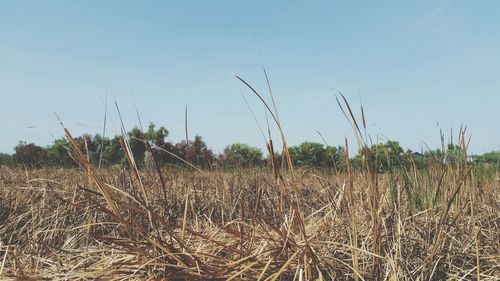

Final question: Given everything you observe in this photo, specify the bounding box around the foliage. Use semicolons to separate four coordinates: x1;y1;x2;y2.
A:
289;142;326;167
175;135;215;168
47;138;76;167
221;143;263;168
287;141;345;170
145;123;169;147
4;123;499;172
422;144;468;168
0;153;12;165
370;141;405;172
473;150;500;165
13;141;48;168
98;136;123;166
128;127;147;167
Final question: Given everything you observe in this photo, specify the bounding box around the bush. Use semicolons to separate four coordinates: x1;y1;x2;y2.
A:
175;135;215;168
0;153;12;166
221;143;263;168
13;141;48;168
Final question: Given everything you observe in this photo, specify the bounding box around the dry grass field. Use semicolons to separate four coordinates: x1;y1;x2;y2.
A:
0;151;499;280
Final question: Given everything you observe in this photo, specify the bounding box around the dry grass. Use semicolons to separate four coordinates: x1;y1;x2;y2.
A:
0;160;499;280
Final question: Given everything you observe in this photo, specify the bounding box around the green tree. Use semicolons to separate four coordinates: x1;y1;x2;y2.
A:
444;144;466;166
47;138;76;167
474;151;500;164
46;134;110;167
145;123;169;147
222;143;263;168
378;141;404;171
122;123;174;168
0;153;12;166
423;149;443;165
289;142;328;167
101;136;125;166
422;145;468;167
356;141;405;172
128;127;147;167
326;145;346;171
91;134;112;166
143;123;176;166
75;134;99;164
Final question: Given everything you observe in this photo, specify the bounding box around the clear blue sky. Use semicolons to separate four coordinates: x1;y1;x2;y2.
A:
1;0;499;154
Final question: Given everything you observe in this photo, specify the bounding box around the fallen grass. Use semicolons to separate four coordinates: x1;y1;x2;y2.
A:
0;161;499;280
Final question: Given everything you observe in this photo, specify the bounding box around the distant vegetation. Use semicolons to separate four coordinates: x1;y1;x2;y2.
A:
2;122;498;172
0;153;12;166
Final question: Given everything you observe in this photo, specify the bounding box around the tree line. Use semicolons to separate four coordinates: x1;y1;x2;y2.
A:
0;123;498;171
0;123;262;169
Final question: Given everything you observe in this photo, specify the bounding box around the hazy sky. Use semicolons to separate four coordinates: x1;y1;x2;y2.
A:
1;0;499;154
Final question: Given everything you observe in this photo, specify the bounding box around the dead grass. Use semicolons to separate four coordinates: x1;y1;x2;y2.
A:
0;162;499;280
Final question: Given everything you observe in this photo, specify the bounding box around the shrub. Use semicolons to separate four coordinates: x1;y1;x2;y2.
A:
13;141;48;168
221;143;263;168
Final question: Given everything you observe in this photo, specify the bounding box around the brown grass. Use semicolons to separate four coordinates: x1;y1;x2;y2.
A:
0;160;499;280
